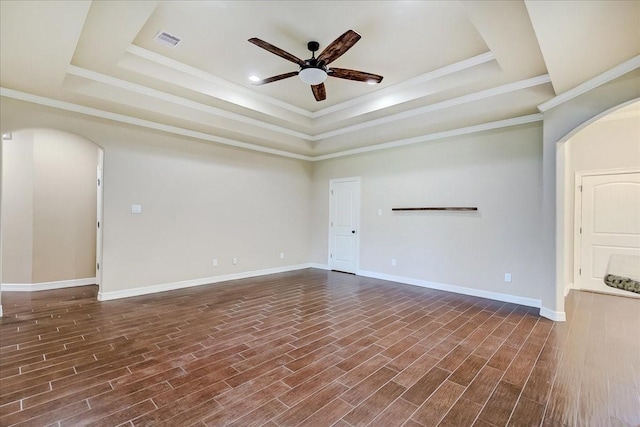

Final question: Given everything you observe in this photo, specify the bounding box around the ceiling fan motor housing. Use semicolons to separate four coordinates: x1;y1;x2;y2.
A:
307;41;320;53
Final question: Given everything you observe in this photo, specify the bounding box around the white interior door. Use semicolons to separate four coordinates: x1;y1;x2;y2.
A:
329;177;360;274
578;172;640;297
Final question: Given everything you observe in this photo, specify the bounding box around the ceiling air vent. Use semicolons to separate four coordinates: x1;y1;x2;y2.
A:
154;31;181;47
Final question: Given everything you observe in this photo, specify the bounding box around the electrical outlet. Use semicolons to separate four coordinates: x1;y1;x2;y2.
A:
391;259;397;266
232;257;238;265
280;252;285;259
212;258;218;267
504;273;512;283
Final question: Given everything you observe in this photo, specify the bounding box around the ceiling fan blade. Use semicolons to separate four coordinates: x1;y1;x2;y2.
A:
252;71;298;85
248;38;304;66
312;83;326;101
317;30;361;65
328;67;383;84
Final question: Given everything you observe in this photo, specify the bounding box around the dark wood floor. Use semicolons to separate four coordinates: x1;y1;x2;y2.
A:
1;269;639;426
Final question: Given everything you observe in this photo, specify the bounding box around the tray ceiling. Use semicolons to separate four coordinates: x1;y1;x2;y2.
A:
1;0;638;159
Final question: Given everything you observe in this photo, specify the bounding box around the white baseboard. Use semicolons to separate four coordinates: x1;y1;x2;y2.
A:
98;264;314;301
0;268;567;322
309;263;330;270
1;277;97;292
357;269;542;308
356;269;565;321
539;306;566;322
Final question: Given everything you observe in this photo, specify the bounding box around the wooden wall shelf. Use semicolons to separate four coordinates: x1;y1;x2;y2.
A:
392;207;478;211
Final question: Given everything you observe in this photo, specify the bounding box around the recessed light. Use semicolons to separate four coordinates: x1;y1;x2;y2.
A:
249;75;261;82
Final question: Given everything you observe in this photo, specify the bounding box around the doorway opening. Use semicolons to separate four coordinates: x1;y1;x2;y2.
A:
1;129;104;299
558;100;640;300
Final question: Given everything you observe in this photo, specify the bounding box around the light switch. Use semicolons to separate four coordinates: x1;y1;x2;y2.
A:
131;204;142;214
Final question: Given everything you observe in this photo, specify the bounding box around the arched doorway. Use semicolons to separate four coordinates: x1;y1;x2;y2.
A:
557;99;640;300
1;128;104;313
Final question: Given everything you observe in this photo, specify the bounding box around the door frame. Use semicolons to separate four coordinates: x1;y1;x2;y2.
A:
328;177;361;273
96;149;104;292
573;168;640;291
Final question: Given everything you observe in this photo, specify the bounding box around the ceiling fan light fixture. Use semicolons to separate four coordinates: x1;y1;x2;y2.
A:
299;67;327;85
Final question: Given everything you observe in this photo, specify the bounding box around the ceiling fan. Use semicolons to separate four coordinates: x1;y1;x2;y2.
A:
248;30;383;102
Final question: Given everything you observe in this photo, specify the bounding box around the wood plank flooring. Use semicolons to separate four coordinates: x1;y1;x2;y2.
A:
1;269;638;426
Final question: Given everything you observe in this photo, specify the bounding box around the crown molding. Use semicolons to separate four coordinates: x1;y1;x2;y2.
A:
126;46;499;125
126;45;314;118
312;74;550;140
537;55;640;112
65;67;547;144
310;51;496;118
313;113;543;161
67;65;314;140
1;88;542;162
0;87;314;161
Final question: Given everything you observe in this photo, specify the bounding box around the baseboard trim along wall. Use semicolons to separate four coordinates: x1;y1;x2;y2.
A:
565;283;573;297
0;267;566;321
539;306;567;322
1;277;97;292
356;269;565;321
308;263;330;270
98;264;314;301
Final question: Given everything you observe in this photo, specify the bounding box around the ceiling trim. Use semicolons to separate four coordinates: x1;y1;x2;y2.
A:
66;66;548;143
309;52;496;118
0;87;313;161
313;74;551;140
313;114;543;161
0;88;542;163
67;65;314;140
127;45;497;122
537;55;640;112
126;45;314;118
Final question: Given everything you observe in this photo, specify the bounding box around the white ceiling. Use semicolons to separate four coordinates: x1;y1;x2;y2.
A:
1;0;638;159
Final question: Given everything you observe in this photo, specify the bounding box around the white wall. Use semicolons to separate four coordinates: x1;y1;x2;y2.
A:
1;130;34;283
32;129;99;282
0;97;313;297
0;137;3;315
564;109;640;291
101;132;312;292
569;113;640;173
1;129;99;283
311;123;546;302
